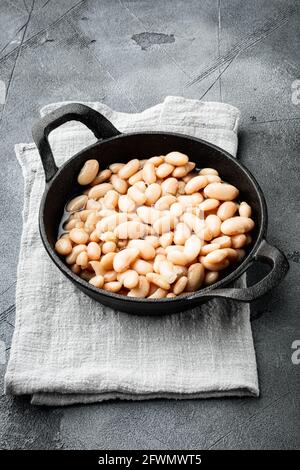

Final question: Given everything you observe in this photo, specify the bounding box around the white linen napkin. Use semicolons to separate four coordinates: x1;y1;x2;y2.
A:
5;96;259;406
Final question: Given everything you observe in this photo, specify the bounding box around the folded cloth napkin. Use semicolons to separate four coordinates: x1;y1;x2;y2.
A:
5;96;259;406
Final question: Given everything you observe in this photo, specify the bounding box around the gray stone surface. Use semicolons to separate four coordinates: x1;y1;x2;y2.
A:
0;0;299;450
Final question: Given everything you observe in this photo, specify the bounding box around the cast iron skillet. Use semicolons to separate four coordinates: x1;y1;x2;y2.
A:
32;103;289;315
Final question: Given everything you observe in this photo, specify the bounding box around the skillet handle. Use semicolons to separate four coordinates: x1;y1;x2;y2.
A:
198;239;289;302
32;103;121;182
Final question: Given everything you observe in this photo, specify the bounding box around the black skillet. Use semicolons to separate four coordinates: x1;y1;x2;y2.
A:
32;103;289;315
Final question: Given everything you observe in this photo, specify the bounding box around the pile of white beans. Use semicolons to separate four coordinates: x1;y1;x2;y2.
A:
55;152;255;298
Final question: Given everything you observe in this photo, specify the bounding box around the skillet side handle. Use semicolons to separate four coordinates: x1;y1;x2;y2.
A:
32;103;121;182
199;239;289;302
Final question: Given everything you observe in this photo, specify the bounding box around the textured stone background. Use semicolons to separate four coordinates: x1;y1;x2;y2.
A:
0;0;299;450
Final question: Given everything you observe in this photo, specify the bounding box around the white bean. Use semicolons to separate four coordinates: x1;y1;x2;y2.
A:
104;190;119;209
159;232;174;248
90;169;111;186
102;241;117;254
165;151;189;166
148;288;168;299
184;235;202;262
135;181;146;192
146;273;170;290
161;177;178;195
239;201;252;218
111;174;128;194
128;185;147;205
231;234;247;249
206;175;222;183
117;270;139;289
217;201;238;221
76;251;89;268
100;252;116;271
204;271;219;285
204;183;239;201
177;193;203;207
128;169;143;186
182;213;205;236
159;260;177;283
204;248;229;264
145;235;160;248
186;263;205;291
143;162;156;184
128;239;156;260
66;244;86;264
199;168;219;176
55;237;73;256
103;281;122;293
148;156;164;166
88;183;113;200
201;257;230;271
118;195;136;213
211;235;232;248
170;202;184;217
127;276;150;298
199;199;220;212
132;259;153;275
104;270;118;282
79;209;94;222
156;162;175;178
185;175;208;194
99;231;117;242
221;217;255;236
153;214;177;234
66;195;88;212
153;254;167;273
144;183;162;205
172;162;195;178
137;206;162;224
200;243;221;255
226;248;239;262
89;275;104;288
173;276;188;295
89;261;105;276
89;230;100;242
165;245;184;253
113;248;139;273
118;159;140;179
109;163;125;173
69;228;89;244
63;219;78;231
167;250;189;266
173;223;191;245
205;214;222;238
87;241;101;260
78;160;99;185
154;195;177;211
